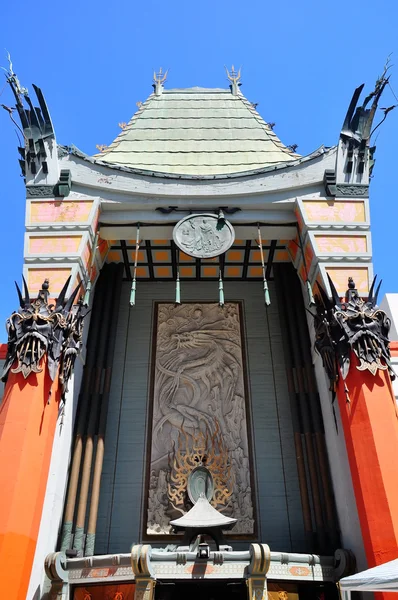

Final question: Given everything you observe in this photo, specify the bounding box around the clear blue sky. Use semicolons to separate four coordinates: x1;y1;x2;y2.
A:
0;0;397;338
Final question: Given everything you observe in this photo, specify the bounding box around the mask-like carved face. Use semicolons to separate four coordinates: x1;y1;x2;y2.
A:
2;277;85;397
4;278;64;380
59;302;86;395
313;276;394;384
8;301;56;378
335;294;391;376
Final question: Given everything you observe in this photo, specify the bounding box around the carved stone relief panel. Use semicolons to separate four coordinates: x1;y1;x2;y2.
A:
145;302;255;537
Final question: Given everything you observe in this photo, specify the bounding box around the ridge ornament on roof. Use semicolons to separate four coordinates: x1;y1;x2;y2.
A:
153;67;168;95
225;64;242;95
328;60;397;197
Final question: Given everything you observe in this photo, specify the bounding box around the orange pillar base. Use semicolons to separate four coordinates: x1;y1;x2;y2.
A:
0;360;60;599
337;353;398;599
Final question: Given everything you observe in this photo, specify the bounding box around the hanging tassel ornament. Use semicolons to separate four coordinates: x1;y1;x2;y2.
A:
130;224;140;306
219;267;225;307
175;249;181;304
216;208;226;231
175;272;181;304
83;231;99;306
306;279;315;307
83;280;92;307
257;224;271;306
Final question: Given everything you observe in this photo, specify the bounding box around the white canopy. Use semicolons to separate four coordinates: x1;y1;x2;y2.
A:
340;559;398;594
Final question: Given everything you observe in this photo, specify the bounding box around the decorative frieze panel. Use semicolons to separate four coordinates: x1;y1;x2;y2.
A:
325;267;369;295
335;184;369;198
28;199;95;225
302;201;366;224
145;302;255;537
26;185;56;198
27;268;73;295
314;235;368;254
28;235;83;254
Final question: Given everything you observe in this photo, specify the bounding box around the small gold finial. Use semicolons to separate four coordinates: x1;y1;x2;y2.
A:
118;122;127;130
96;144;108;153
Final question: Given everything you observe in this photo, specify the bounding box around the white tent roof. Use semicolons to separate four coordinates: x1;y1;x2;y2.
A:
340;559;398;593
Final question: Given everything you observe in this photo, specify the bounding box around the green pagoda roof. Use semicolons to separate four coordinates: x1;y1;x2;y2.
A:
93;86;300;176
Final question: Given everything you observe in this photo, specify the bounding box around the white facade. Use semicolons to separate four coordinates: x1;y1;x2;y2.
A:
380;293;398;402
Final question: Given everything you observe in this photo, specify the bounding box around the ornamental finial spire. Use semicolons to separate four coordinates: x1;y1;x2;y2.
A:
225;65;241;95
153;67;168;95
1;50;28;98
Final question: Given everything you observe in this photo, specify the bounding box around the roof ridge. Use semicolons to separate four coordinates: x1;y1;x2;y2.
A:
236;91;300;159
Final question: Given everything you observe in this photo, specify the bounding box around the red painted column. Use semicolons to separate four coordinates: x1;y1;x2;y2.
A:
336;351;398;600
0;357;60;599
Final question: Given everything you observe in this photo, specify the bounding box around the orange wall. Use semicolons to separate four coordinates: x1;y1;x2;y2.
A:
0;359;60;599
336;352;398;579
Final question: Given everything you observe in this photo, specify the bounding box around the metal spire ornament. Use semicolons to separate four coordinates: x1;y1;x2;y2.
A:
257;224;271;306
130;224;141;306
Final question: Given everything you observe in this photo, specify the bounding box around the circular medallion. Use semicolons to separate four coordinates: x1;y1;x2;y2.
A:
187;466;214;504
173;213;235;259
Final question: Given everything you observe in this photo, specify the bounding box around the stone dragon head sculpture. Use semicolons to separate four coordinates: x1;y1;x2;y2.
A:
2;276;88;398
313;275;394;389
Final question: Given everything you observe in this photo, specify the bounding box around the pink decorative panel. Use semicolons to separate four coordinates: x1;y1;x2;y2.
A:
29;236;82;254
315;235;367;254
326;267;369;294
27;268;72;294
30;201;93;223
303;201;365;223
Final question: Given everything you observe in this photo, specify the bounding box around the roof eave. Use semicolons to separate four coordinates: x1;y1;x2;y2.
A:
64;144;334;181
